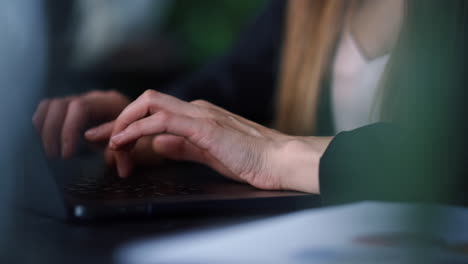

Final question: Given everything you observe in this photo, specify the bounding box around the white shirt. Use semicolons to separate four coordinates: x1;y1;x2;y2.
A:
331;28;390;134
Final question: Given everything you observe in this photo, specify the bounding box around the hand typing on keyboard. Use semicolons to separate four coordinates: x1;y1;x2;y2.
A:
32;90;163;170
103;90;331;193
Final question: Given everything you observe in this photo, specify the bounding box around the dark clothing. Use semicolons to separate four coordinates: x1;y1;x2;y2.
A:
151;0;468;205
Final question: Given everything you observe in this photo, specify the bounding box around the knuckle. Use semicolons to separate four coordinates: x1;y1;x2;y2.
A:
140;90;159;107
191;100;218;118
203;108;219;119
105;90;120;97
85;90;104;98
106;90;129;102
68;98;86;110
48;98;60;107
142;89;157;99
49;97;69;109
154;110;170;122
191;99;210;106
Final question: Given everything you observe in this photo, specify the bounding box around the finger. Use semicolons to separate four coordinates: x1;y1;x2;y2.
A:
85;121;115;142
129;136;163;165
82;90;130;121
61;99;89;159
152;134;193;161
104;137;162;168
110;111;216;151
32;99;51;133
41;99;69;158
115;151;133;178
112;90;196;135
152;134;238;180
103;147;116;167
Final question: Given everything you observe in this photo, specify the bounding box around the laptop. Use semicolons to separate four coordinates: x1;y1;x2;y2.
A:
19;127;320;221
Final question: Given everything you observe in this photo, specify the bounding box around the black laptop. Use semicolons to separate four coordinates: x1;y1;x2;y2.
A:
20;128;320;221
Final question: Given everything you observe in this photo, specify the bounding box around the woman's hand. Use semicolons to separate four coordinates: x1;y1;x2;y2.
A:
85;123;164;169
32;90;130;159
108;90;333;193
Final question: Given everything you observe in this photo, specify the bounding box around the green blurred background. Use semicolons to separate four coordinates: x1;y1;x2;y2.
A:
165;0;265;65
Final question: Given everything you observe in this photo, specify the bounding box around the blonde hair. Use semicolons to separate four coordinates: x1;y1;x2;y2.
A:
274;0;346;136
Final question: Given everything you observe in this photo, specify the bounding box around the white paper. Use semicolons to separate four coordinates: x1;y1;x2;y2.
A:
116;202;468;264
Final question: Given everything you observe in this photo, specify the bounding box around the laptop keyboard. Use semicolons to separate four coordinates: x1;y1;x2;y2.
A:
65;172;209;200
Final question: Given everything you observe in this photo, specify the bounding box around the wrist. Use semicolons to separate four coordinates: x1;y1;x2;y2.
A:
275;136;333;193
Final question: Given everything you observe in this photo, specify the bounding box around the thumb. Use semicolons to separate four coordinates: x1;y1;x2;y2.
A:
84;121;115;142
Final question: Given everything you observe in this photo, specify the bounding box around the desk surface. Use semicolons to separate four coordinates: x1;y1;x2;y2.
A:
4;206;291;264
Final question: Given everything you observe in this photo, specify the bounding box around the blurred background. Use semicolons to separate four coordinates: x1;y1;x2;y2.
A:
46;0;265;97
